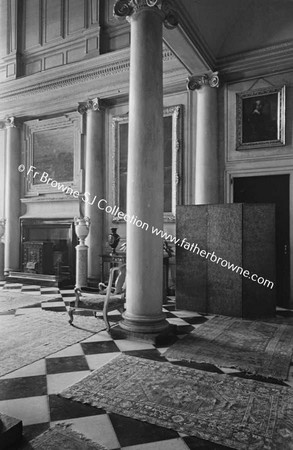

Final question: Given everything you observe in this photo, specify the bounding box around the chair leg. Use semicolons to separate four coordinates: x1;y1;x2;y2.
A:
68;307;75;325
103;306;111;332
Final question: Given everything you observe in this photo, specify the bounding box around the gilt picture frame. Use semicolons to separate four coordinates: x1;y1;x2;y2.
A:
112;105;183;222
24;112;82;195
236;85;286;150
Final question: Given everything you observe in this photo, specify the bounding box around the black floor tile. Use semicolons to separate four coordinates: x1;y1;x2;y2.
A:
21;287;40;292
183;317;209;325
21;303;42;308
164;311;177;318
183;435;231;449
228;371;288;386
19;422;50;447
171;360;224;374
163;305;176;311
43;298;63;303
109;412;179;447
40;290;60;295
46;355;89;374
176;324;195;335
42;305;67;312
123;349;168;363
0;375;47;400
80;340;121;355
49;395;106;421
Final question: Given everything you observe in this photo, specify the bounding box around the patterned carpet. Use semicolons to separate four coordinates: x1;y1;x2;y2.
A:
0;308;104;377
23;424;108;450
0;290;58;312
60;353;293;450
164;315;293;379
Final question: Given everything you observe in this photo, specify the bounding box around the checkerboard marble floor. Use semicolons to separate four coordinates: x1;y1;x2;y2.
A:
1;281;293;450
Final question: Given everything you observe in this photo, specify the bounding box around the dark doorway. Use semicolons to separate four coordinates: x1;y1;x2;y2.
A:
233;175;290;308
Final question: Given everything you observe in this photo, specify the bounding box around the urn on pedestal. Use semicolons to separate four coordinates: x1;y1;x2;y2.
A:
74;217;90;245
108;227;120;255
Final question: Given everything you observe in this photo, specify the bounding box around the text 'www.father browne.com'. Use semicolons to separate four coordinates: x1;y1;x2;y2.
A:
151;226;274;290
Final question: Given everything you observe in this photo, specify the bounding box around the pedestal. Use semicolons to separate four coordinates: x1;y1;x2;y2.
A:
0;242;4;281
75;244;88;288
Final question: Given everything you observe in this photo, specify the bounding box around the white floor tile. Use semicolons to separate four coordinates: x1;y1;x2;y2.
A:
114;340;155;352
173;310;203;318
81;331;113;343
46;371;91;395
41;302;65;308
122;438;190;450
0;396;49;426
0;359;46;379
85;353;121;371
52;415;120;450
166;318;189;326
46;343;84;358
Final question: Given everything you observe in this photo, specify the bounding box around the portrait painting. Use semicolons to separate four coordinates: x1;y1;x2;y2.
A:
236;86;285;150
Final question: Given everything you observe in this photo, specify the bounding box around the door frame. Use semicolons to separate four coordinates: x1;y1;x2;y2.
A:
225;167;293;308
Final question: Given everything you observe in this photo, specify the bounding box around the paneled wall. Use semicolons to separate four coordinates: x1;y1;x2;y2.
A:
0;0;100;80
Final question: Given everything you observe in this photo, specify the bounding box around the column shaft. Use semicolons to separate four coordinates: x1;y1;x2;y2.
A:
4;124;21;273
195;86;219;204
121;7;168;333
84;108;104;282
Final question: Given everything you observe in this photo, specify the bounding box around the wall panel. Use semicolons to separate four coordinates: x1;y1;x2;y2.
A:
24;0;41;49
68;0;85;34
45;0;63;43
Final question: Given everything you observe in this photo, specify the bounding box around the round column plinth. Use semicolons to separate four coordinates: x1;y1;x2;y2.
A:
119;311;170;334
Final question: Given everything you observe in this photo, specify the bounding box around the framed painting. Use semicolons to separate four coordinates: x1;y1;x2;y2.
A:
24;112;82;195
236;86;285;150
112;105;183;222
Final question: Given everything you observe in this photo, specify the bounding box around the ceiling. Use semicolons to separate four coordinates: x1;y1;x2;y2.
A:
164;0;293;78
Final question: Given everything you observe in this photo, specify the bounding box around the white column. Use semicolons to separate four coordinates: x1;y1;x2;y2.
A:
4;117;21;273
78;98;104;283
114;0;178;334
187;73;220;205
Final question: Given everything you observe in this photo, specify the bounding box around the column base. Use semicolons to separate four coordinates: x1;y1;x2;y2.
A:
110;322;177;346
120;311;170;334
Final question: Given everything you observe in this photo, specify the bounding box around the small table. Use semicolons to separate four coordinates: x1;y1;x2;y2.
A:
100;253;126;283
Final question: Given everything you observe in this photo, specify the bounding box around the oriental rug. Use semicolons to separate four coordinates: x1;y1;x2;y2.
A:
0;291;58;313
164;315;293;380
23;424;107;450
60;354;293;450
0;309;104;377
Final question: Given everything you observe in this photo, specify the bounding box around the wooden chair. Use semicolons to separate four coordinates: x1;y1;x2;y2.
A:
68;264;126;332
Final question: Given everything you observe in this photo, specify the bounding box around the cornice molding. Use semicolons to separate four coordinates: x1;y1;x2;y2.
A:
0;47;175;105
217;40;293;80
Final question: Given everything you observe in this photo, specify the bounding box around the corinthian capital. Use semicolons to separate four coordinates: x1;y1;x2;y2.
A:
186;72;220;91
113;0;178;29
78;98;105;115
